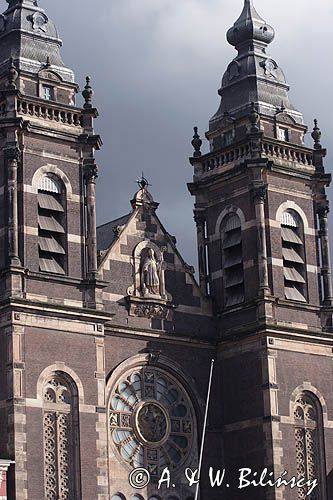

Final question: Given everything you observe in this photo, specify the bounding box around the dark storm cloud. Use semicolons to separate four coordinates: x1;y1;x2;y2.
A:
41;0;333;268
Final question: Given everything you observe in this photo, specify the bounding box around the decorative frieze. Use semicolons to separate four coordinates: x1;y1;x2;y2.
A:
134;303;169;320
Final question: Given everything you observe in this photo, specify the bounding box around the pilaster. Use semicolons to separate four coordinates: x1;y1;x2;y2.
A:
5;316;27;500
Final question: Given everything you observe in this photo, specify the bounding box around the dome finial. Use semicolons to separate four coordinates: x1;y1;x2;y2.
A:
82;76;94;109
191;127;202;158
227;0;275;52
312;119;323;150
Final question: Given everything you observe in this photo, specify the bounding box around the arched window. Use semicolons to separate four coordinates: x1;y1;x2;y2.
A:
112;495;126;500
132;495;144;500
38;174;67;274
294;392;326;499
43;374;80;499
280;210;307;302
221;214;244;307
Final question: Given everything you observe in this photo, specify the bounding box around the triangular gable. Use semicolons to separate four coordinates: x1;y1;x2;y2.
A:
98;189;212;319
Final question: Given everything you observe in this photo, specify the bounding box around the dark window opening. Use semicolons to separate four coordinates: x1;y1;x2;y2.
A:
38;175;66;275
222;214;244;307
281;210;307;302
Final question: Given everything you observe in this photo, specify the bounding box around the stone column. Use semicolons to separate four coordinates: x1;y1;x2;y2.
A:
5;147;21;267
318;205;333;305
253;186;270;296
84;162;98;278
194;211;208;294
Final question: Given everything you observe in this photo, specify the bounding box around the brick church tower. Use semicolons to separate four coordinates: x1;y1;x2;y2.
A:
0;0;107;498
189;0;333;498
0;2;214;500
0;0;332;499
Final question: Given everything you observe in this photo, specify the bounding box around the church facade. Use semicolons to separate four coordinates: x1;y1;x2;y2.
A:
0;0;332;499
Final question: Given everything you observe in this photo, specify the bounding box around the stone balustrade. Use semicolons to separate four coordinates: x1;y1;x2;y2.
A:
200;139;313;173
17;99;82;127
262;140;313;166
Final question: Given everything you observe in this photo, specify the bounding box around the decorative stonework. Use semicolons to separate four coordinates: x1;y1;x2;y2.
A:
251;185;267;203
134;303;168;319
260;58;278;79
31;11;48;32
108;366;196;480
294;393;323;499
43;375;80;500
38;69;62;83
126;241;173;319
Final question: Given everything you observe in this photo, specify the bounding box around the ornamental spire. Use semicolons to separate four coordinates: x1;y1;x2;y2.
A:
209;0;304;129
227;0;275;52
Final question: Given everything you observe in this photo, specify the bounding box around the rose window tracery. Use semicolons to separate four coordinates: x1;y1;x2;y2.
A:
109;367;196;479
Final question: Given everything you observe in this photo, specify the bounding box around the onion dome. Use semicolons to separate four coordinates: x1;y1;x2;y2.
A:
227;0;275;52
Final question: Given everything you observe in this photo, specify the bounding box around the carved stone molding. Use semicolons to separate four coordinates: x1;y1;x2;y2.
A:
252;185;267;203
30;11;48;32
83;162;98;181
317;203;330;219
185;263;195;275
193;210;206;227
4;146;20;163
126;296;175;321
134;304;168;319
147;350;162;365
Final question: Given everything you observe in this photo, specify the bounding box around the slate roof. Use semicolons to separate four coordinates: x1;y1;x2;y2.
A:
0;0;75;82
97;214;131;252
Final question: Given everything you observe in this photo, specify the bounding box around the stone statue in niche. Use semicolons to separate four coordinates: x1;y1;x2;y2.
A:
126;242;173;316
141;248;160;296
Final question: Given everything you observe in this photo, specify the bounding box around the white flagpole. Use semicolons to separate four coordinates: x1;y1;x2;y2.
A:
194;358;215;500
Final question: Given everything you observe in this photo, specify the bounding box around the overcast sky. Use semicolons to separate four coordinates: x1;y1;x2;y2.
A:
41;0;333;269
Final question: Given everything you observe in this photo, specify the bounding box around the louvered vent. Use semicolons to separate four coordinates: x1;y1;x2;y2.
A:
222;214;244;307
281;211;306;302
38;176;66;275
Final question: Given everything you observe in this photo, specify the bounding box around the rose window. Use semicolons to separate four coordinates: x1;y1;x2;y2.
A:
109;366;196;479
